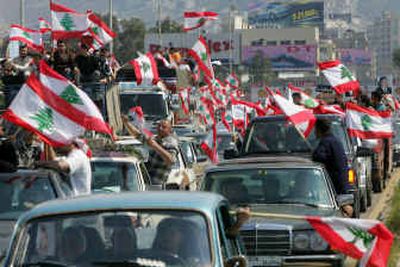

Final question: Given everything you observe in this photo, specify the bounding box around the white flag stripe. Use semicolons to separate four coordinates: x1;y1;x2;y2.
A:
40;74;103;120
51;12;90;32
9;84;85;144
321;64;354;87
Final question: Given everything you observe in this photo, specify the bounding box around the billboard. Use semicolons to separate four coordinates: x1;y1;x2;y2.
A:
339;49;372;65
248;1;324;29
242;45;317;71
144;33;241;64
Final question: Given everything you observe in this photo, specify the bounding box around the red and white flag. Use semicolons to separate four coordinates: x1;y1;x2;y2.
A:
221;110;232;133
86;12;116;47
183;11;218;32
38;60;112;136
188;35;214;79
201;124;218;163
179;88;191;115
129;52;160;86
9;24;43;52
225;73;240;89
38;17;51;33
345;102;392;139
319;60;360;94
272;93;316;138
307;216;393;267
288;83;319;108
51;2;90;39
2;75;86;147
315;104;345;117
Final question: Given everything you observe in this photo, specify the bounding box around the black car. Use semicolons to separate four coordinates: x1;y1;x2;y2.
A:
0;169;73;256
227;114;372;218
201;157;350;267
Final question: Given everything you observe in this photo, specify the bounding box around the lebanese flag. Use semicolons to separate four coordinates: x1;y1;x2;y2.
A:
231;103;247;131
288;83;319;108
345;102;393;139
183;11;218;32
129;52;160;86
2;75;85;147
38;17;51;33
51;2;90;39
273;93;316;138
38;60;112;136
319;60;360;94
188;35;214;79
225;73;240;89
201;124;218;163
9;24;43;52
179;88;191;115
307;216;393;267
87;12;116;47
221;110;232;132
231;95;266;117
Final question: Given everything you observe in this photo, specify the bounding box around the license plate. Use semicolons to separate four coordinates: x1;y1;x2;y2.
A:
248;256;282;266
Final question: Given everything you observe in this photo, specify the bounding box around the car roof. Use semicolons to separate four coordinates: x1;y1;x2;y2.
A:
91;156;140;163
0;168;59;177
252;114;342;123
18;192;226;223
206;156;322;172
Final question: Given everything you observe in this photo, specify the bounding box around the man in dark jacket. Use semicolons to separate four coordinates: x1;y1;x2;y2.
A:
312;119;353;217
0;123;18;171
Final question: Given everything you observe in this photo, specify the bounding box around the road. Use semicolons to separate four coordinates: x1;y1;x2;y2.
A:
345;169;400;267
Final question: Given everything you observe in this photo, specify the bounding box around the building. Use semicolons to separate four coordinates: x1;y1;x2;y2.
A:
367;12;400;83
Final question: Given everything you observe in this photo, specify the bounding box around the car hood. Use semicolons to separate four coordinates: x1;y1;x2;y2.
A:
242;204;339;230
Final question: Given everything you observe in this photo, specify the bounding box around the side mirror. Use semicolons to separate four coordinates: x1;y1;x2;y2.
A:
197;155;208;163
224;148;239;159
336;194;354;206
225;255;247;267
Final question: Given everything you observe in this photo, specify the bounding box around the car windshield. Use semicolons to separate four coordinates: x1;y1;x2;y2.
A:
0;174;55;217
217;134;232;152
91;162;139;193
13;210;211;267
244;118;350;154
120;94;167;119
204;168;333;208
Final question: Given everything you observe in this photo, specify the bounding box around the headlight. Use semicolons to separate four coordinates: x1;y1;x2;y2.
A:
310;232;328;251
293;233;309;250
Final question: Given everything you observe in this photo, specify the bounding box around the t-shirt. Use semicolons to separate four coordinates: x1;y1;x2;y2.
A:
65;149;92;196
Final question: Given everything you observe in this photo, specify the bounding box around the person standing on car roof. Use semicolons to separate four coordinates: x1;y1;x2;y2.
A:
312;119;353;217
122;115;180;187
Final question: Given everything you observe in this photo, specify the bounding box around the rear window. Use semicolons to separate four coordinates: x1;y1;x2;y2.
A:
120;94;167;120
244;117;351;154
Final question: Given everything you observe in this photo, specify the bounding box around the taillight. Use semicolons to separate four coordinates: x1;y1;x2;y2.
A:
348;169;356;184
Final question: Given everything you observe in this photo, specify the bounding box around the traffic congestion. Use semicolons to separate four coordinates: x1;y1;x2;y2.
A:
0;1;399;266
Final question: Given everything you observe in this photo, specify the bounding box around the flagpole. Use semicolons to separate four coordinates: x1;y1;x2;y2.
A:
20;0;25;26
108;0;114;54
229;1;233;74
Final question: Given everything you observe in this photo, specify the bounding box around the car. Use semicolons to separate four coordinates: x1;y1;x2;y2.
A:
392;120;400;167
4;192;247;267
233;114;370;218
201;157;351;267
91;154;152;193
0;169;73;257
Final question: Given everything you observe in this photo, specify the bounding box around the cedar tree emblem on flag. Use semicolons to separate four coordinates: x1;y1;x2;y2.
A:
60;85;83;105
30;107;54;133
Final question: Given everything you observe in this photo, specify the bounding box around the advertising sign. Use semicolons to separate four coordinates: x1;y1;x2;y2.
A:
243;45;317;71
248;1;324;29
339;49;372;65
145;33;241;64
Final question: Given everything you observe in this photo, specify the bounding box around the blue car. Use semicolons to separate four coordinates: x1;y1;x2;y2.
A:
4;192;247;267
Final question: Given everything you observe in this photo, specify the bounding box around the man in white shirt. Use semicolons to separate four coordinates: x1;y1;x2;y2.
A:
37;140;91;196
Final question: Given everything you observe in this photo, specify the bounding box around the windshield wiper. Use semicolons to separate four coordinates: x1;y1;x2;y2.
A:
269;200;323;208
92;260;155;267
22;261;68;267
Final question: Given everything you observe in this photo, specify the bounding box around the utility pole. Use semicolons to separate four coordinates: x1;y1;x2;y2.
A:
157;0;162;46
20;0;25;26
229;1;233;74
109;0;114;54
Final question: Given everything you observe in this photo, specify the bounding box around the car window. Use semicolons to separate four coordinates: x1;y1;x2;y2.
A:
216;205;240;259
91;162;139;193
205;168;333;208
0;175;56;215
120;94;167;119
13;210;211;267
139;162;152;185
181;143;195;165
58;177;73;197
217;134;233;152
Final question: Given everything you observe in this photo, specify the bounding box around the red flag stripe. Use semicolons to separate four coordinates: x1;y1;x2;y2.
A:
148;52;160;85
88;13;117;38
367;223;394;267
129;60;143;85
10;24;41;33
334;80;360;94
50;2;80;13
184;11;219;18
347;129;393;139
346;102;392;118
9;37;43;52
318;60;341;70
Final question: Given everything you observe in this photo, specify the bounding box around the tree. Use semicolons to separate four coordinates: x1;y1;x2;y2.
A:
148;17;184;34
393;48;400;69
248;50;276;85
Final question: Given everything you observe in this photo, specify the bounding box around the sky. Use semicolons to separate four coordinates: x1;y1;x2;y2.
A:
0;0;399;29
